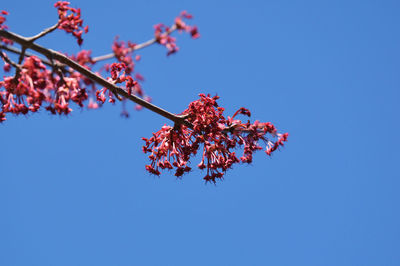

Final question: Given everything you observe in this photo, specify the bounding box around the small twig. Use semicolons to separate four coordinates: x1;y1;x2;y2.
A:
17;46;26;65
11;46;26;83
27;22;60;42
46;53;65;83
1;44;53;67
0;49;21;70
92;24;177;63
109;79;123;101
0;44;71;75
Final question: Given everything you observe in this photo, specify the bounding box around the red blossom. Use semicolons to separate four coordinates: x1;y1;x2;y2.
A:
3;63;10;72
112;37;136;74
154;11;199;56
189;26;200;39
143;94;288;183
0;9;13;45
54;1;88;45
175;11;200;39
0;10;8;29
95;63;144;107
154;23;179;56
135;73;145;82
0;55;91;119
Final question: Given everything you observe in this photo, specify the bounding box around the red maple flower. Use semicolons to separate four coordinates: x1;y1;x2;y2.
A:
0;10;12;45
111;37;136;74
54;1;88;45
143;94;288;183
154;11;200;56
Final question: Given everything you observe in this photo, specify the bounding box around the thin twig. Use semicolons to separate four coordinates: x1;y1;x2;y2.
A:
27;22;60;42
92;24;177;63
0;49;21;69
1;44;53;67
11;45;27;83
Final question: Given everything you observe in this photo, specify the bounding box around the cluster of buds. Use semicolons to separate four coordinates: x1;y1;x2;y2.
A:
96;62;141;104
54;1;88;45
154;11;199;56
0;55;89;118
174;11;200;39
0;10;12;45
0;10;8;30
0;58;144;121
143;94;288;183
111;38;137;74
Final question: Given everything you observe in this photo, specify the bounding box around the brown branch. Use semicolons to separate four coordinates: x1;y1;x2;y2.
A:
8;23;60;81
0;49;21;69
1;44;52;67
27;22;60;42
0;29;192;128
12;46;26;82
92;24;177;63
0;44;70;75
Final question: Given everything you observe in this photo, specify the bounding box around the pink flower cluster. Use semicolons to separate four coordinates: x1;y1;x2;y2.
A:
96;62;141;105
0;10;12;45
111;37;137;74
0;10;8;30
0;56;143;122
0;56;88;120
175;11;200;39
142;94;288;183
154;11;200;56
54;1;88;45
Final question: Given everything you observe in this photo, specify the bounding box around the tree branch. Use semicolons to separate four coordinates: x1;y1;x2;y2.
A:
0;44;52;67
27;22;60;42
0;29;192;127
0;49;21;69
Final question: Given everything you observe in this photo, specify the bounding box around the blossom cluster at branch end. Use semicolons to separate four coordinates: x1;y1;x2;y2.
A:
0;10;13;45
142;94;288;183
154;11;200;56
54;1;88;45
0;10;8;30
111;37;137;74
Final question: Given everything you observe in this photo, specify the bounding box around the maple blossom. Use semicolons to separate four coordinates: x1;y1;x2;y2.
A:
0;2;288;182
154;11;199;56
54;1;88;45
142;94;288;183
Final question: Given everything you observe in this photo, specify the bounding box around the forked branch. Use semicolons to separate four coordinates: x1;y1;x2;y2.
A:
0;29;191;127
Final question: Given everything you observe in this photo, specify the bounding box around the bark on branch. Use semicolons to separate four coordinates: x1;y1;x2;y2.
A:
0;29;192;127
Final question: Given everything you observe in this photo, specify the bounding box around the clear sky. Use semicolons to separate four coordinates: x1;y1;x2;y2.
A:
1;0;399;265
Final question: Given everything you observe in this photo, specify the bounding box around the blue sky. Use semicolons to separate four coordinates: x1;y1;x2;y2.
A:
1;0;399;265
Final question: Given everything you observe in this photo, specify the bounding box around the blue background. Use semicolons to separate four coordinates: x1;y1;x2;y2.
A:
1;0;399;265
